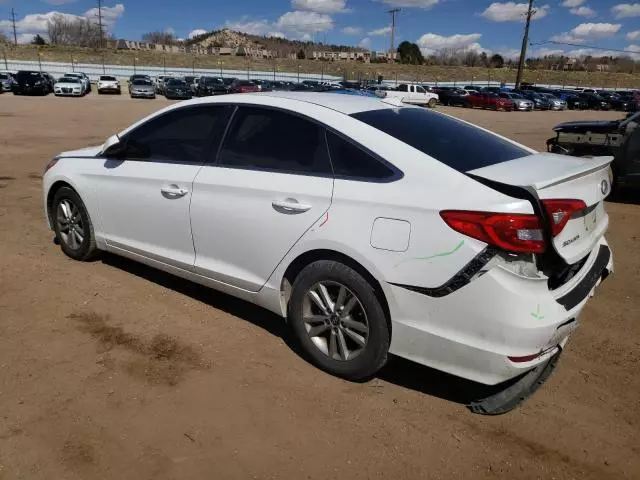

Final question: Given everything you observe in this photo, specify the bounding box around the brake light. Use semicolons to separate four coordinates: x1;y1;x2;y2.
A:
44;158;59;173
542;199;586;237
440;210;545;253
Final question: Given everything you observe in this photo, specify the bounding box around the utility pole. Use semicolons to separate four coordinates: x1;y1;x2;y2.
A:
514;0;534;89
97;0;104;49
10;8;18;46
388;8;400;54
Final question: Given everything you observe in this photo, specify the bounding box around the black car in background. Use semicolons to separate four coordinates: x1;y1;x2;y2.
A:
514;90;551;110
11;70;52;95
163;78;192;100
196;76;229;96
579;93;611;110
252;79;274;91
433;87;468;106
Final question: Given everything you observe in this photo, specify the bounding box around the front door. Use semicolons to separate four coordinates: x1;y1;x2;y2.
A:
94;104;233;270
191;106;334;291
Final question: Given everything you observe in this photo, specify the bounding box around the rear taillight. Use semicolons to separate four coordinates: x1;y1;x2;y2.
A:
542;199;586;237
44;158;59;173
440;210;545;254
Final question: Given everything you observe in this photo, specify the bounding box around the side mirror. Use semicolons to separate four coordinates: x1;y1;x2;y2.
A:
101;134;124;157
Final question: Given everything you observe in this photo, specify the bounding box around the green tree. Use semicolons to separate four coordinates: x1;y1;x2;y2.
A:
490;53;505;68
397;41;424;65
296;48;306;60
31;34;47;45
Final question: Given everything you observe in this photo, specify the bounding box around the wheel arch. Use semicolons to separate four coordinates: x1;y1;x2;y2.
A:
280;249;392;336
46;180;76;226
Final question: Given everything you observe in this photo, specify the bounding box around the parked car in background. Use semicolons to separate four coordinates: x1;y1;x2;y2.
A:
466;92;514;111
553;91;588;110
480;86;503;94
196;76;229;96
54;76;85;97
97;75;121;95
0;72;14;92
129;74;151;90
516;91;551;110
12;71;51;95
163;78;192;100
43;92;614;415
579;93;611;110
190;77;200;94
539;93;567;110
597;92;633;111
154;75;170;93
434;87;469;107
377;83;439;107
497;92;533;111
129;78;156;99
229;79;260;94
63;73;90;94
252;79;274;92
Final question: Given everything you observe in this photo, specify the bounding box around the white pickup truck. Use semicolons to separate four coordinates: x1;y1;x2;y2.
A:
375;83;439;108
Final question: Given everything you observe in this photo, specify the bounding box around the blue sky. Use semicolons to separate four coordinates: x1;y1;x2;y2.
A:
2;0;639;58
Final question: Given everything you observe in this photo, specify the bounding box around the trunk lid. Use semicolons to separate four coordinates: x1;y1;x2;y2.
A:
468;153;612;264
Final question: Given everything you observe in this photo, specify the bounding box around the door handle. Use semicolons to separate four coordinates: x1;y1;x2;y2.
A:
161;185;189;197
272;199;312;213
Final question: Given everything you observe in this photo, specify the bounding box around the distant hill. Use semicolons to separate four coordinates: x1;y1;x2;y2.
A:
186;28;363;56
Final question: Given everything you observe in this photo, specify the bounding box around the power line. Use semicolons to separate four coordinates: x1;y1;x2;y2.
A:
388;8;400;54
514;0;534;90
531;40;638;55
10;8;17;45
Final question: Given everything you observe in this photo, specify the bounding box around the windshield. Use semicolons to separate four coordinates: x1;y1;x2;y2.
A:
238;80;254;86
167;79;186;86
100;76;116;81
510;93;524;99
352;108;529;172
204;77;223;85
59;78;80;83
16;71;41;80
133;79;152;85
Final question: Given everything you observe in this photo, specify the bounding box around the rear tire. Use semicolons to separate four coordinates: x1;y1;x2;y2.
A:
288;260;390;381
51;187;99;261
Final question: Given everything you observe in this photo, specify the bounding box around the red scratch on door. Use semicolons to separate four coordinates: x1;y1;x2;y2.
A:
319;212;329;227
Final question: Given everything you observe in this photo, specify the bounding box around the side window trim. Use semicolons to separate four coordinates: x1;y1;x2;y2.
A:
324;128;404;184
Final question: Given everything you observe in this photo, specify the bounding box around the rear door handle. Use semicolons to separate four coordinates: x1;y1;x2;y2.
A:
272;199;312;213
161;185;189;197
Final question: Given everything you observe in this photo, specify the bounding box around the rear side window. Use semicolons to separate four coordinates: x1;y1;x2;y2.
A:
218;107;331;175
326;132;396;181
351;108;529;172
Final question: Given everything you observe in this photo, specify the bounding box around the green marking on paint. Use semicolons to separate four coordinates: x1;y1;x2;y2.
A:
531;304;545;320
395;240;465;267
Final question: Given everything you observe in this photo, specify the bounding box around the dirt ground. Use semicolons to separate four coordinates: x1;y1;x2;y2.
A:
0;94;639;480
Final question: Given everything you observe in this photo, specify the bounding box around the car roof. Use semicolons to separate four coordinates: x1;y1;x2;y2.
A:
240;91;398;115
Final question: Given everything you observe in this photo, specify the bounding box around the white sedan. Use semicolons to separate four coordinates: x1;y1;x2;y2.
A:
42;92;613;414
54;77;85;96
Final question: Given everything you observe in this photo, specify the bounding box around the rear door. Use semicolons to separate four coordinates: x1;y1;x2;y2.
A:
190;106;334;291
469;153;613;264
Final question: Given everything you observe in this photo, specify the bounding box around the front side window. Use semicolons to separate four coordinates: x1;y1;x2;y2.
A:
218;107;331;175
121;105;233;164
416;86;426;94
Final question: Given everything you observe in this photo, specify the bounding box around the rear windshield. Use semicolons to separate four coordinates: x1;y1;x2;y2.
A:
100;76;116;81
132;79;152;85
351;108;529;172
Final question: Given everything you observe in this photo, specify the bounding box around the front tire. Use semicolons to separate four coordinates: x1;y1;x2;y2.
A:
289;260;390;381
428;98;437;108
52;187;99;261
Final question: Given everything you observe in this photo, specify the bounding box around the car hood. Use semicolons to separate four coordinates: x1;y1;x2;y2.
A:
58;145;103;158
132;85;154;90
553;120;620;133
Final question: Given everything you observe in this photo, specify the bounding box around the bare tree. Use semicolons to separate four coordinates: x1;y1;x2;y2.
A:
463;49;480;67
0;31;8;44
141;31;177;45
47;14;104;48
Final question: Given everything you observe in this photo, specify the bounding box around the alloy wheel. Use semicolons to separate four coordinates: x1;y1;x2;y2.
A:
302;281;369;361
56;199;85;250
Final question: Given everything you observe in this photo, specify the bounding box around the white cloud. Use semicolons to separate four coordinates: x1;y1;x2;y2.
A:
0;4;124;40
529;47;566;57
291;0;349;13
624;44;640;59
275;11;334;35
570;6;596;16
551;32;584;43
495;47;521;59
17;33;37;44
164;27;176;35
43;0;78;4
358;37;371;49
416;33;485;54
188;28;208;39
561;0;584;6
368;26;391;36
612;3;640;18
481;2;550;22
571;22;621;37
342;26;362;35
224;18;272;35
627;30;640;40
267;31;286;38
379;0;439;8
